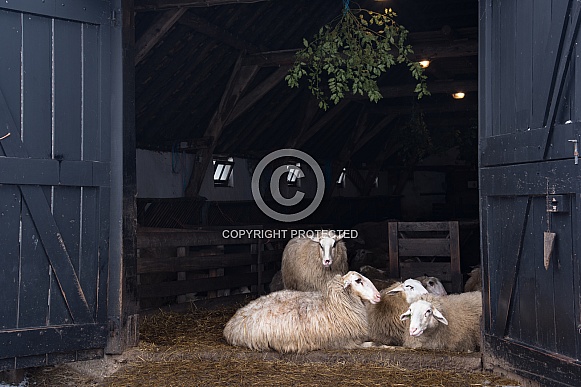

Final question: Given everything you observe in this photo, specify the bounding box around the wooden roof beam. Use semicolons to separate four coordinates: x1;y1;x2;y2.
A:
293;99;351;149
369;79;478;100
179;13;263;53
184;55;256;196
135;8;188;65
242;35;478;67
135;0;273;11
354;100;478;153
225;65;291;125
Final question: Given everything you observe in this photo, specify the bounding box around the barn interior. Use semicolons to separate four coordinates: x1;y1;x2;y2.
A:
132;0;480;309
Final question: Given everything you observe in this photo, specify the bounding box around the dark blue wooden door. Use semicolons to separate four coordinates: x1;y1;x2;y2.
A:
0;1;112;369
480;1;581;386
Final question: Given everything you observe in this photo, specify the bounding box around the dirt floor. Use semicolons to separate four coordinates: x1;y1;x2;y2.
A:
21;300;521;387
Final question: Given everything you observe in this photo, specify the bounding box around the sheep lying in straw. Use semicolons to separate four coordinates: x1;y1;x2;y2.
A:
464;266;482;292
400;291;482;352
281;230;348;292
223;271;381;353
415;275;447;296
366;279;429;345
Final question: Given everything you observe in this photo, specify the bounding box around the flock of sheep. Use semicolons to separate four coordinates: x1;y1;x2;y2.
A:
223;230;483;354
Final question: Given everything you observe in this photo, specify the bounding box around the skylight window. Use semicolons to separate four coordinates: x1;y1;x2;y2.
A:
213;157;234;187
337;168;346;188
287;163;302;187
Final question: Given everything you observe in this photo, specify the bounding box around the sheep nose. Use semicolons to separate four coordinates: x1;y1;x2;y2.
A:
374;293;381;302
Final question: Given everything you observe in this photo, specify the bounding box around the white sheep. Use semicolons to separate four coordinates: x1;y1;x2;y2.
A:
223;271;381;354
415;275;448;296
464;266;482;292
386;278;430;303
366;279;429;346
281;230;348;292
399;291;482;352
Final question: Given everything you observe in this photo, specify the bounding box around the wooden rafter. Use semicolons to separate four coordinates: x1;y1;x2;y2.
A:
241;35;478;67
235;90;300;151
179;13;263;53
185;54;256;196
225;65;291;125
354;100;478;154
135;0;273;11
293;99;350;149
135;8;188;65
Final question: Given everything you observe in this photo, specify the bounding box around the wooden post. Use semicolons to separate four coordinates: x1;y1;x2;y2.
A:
176;247;188;303
388;222;400;278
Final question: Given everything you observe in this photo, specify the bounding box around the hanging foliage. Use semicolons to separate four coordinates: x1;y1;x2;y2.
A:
285;4;429;110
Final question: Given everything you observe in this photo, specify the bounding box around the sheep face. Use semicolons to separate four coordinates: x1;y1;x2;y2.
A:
400;299;448;337
310;232;343;267
417;275;447;296
387;278;429;303
342;271;381;304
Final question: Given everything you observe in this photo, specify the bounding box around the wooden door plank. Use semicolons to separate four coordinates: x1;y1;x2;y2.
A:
0;86;92;324
541;1;581;158
492;197;531;337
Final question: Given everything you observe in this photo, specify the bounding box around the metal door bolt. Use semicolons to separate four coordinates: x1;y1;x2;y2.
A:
568;139;578;165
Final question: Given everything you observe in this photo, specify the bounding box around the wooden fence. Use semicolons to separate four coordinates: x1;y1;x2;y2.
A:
136;227;290;310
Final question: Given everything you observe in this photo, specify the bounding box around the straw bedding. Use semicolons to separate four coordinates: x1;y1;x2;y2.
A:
26;301;520;386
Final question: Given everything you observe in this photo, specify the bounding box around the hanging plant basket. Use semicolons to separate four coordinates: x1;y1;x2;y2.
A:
285;5;429;110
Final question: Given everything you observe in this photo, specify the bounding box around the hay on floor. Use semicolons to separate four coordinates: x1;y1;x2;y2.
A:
29;303;521;386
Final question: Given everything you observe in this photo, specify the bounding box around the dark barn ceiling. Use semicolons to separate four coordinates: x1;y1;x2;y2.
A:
134;0;478;194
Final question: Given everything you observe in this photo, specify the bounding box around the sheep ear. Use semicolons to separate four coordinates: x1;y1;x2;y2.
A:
342;274;354;289
432;308;448;325
309;234;321;242
387;284;404;294
400;310;411;321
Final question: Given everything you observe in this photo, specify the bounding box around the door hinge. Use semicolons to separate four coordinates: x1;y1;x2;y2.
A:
110;8;120;27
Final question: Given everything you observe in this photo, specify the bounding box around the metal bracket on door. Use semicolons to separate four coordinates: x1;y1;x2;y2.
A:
568;139;578;164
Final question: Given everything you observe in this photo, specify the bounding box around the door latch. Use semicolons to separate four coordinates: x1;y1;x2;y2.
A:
568;139;578;165
547;194;569;213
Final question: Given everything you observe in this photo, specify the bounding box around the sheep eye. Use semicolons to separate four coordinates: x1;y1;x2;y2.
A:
428;281;434;286
355;278;362;284
405;285;414;290
425;310;432;317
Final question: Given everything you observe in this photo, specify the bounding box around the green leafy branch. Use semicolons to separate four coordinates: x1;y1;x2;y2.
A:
285;7;429;110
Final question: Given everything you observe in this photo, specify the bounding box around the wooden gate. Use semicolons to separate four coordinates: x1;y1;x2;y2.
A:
0;1;115;369
480;1;581;385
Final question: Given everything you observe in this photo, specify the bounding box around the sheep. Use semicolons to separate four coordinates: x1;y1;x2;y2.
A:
359;265;398;291
399;291;482;352
415;275;448;296
268;270;284;292
223;271;381;354
281;230;348;292
464;266;482;292
366;279;429;346
386;278;430;303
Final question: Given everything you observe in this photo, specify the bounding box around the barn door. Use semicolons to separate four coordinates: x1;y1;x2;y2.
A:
0;1;114;369
480;0;581;385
